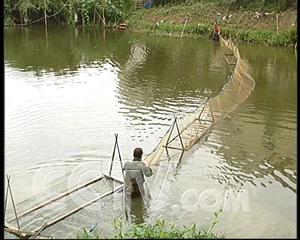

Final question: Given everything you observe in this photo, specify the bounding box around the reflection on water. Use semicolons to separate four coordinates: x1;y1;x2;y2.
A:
4;26;296;238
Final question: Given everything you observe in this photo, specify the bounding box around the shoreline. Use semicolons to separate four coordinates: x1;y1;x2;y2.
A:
126;2;297;47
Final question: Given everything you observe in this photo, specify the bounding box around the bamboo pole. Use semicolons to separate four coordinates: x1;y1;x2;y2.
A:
108;133;124;179
4;175;10;216
103;173;123;184
174;117;185;149
208;101;215;122
184;117;220;151
165;118;176;151
167;117;199;145
5;222;51;239
102;8;106;28
4;223;28;239
32;223;48;239
109;134;118;177
7;176;104;223
163;146;185;151
93;9;96;26
276;13;279;35
20;12;23;25
33;184;123;232
116;138;124;179
180;16;189;38
44;0;47;27
6;174;21;230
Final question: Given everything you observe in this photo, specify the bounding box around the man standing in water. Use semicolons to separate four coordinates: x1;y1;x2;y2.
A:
123;147;153;198
212;21;221;41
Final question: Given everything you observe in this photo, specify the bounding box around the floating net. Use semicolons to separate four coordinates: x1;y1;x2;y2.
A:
144;36;256;166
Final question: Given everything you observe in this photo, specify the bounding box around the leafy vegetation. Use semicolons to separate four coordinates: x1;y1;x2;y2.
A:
4;0;135;27
152;0;295;12
76;209;224;239
220;26;297;46
4;0;297;46
4;0;296;26
127;19;296;47
127;0;297;47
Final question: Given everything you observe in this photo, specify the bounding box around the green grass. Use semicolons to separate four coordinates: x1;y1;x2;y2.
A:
76;209;224;239
127;18;296;46
126;0;297;47
221;26;297;46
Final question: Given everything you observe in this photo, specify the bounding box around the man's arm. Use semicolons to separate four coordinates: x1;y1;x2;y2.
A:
142;162;153;177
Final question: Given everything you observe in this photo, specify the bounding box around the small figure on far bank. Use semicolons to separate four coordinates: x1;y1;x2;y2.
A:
123;147;153;197
116;22;127;30
212;21;221;41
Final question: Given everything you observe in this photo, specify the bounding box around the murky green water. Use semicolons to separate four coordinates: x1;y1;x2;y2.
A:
4;25;296;238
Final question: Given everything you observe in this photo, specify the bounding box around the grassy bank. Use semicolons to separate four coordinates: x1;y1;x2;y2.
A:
76;218;224;239
126;1;297;47
76;210;224;239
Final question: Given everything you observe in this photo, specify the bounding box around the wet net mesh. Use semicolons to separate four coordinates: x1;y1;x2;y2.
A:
144;36;256;166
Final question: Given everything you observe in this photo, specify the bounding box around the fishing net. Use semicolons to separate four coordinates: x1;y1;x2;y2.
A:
4;37;256;239
144;36;255;166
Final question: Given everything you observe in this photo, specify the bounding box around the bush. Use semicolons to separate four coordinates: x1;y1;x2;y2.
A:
218;25;297;46
274;27;297;46
247;29;273;44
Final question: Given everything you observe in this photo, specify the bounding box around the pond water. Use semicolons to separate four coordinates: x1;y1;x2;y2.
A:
4;25;297;238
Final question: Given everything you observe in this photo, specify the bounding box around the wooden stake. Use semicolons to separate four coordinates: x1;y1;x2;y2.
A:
6;174;21;230
174;117;185;149
116;138;124;178
44;0;47;27
93;9;96;26
4;175;10;216
181;16;189;38
32;223;48;239
109;134;124;178
7;176;104;223
198;96;210;119
109;134;118;177
276;13;279;35
102;8;105;28
208;100;215;122
165;117;176;148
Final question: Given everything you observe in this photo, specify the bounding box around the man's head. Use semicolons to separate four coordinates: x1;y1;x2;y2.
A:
133;147;143;159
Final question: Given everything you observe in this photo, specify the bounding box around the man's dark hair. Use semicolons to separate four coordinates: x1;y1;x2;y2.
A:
133;147;143;159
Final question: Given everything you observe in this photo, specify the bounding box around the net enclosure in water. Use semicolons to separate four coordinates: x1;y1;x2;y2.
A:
144;36;256;166
4;36;256;239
